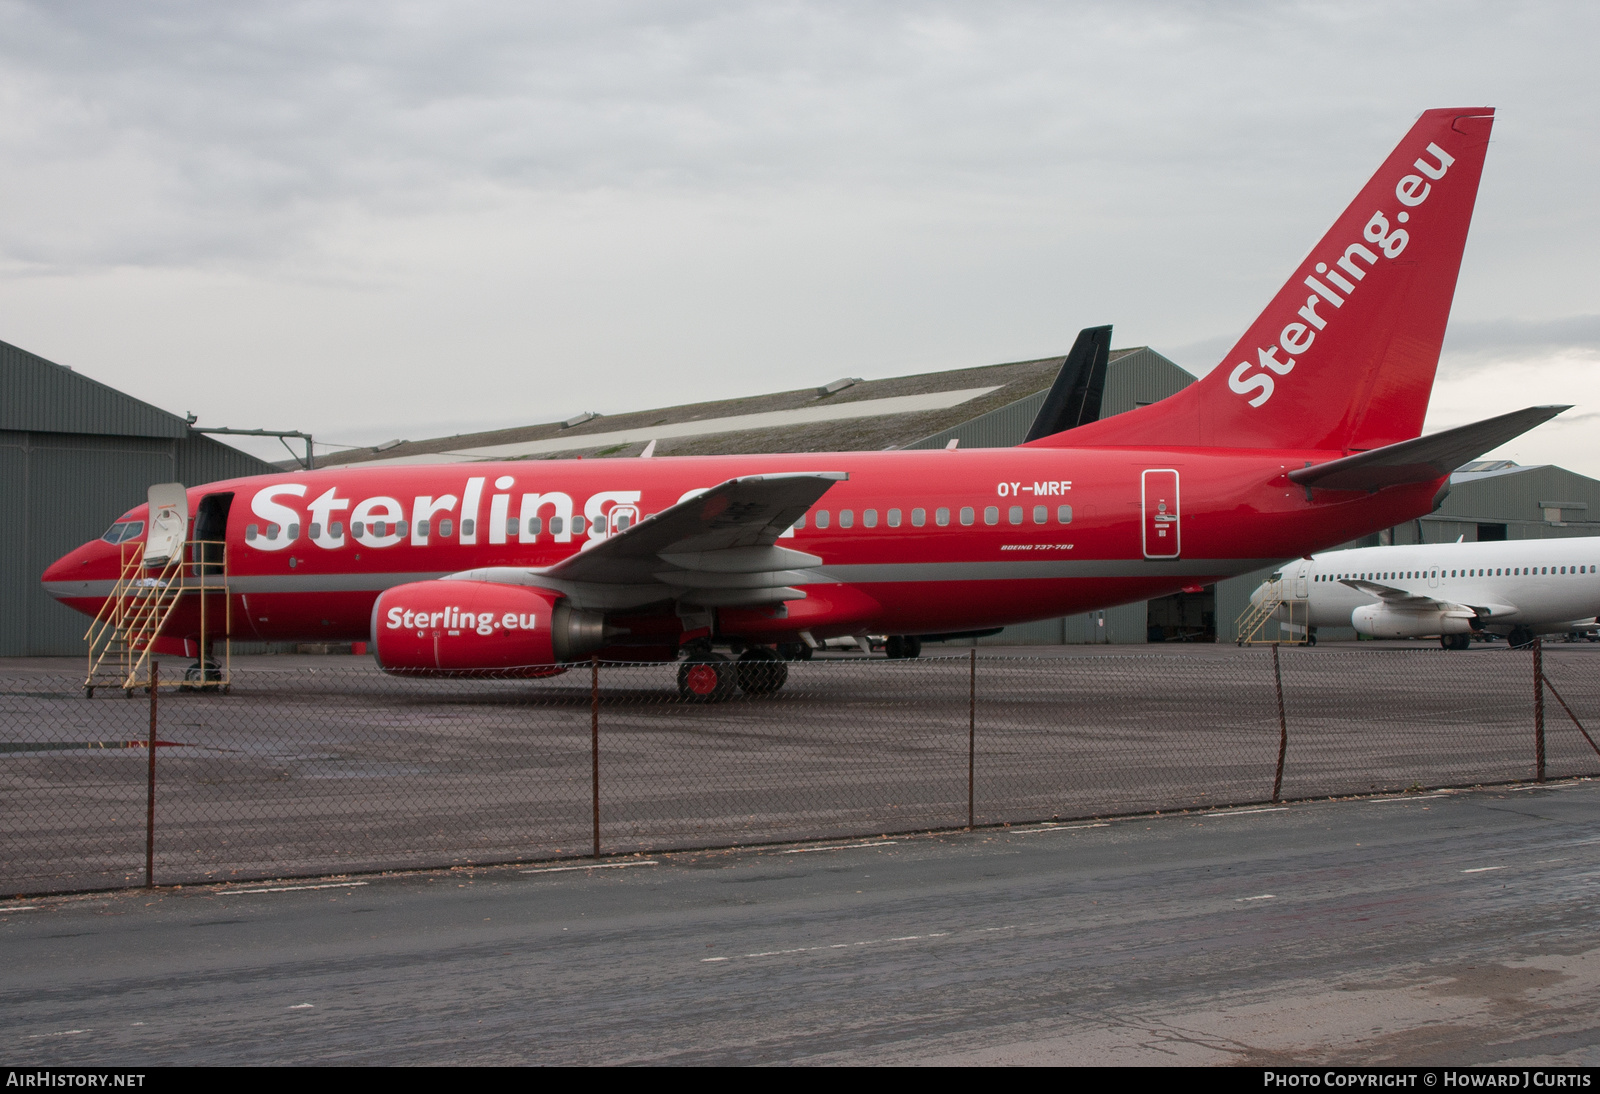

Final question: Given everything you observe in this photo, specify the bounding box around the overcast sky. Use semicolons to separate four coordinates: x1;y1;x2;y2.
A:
1;2;1596;472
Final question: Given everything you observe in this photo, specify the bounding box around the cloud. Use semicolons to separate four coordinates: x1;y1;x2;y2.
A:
1439;314;1600;368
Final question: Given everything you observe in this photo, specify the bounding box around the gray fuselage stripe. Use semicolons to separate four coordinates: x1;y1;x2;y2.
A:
43;558;1277;601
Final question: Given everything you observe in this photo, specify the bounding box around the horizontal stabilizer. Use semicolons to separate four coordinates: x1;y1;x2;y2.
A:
1289;406;1568;492
1023;326;1112;442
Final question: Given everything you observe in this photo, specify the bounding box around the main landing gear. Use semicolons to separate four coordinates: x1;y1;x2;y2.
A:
1439;633;1472;650
676;647;790;701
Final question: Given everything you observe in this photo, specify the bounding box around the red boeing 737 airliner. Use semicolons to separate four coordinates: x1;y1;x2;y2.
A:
43;107;1565;697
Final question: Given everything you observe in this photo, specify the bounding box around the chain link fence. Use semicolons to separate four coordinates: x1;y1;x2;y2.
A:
3;643;1597;896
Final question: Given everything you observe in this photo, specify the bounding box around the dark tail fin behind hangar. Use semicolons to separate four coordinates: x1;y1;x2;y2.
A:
1023;325;1112;443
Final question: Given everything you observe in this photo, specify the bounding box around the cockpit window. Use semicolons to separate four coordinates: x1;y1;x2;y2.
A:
101;520;145;544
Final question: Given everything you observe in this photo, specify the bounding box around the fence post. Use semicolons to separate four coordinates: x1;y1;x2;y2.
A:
968;648;976;830
1534;637;1546;783
1271;644;1288;803
146;660;158;889
591;654;601;858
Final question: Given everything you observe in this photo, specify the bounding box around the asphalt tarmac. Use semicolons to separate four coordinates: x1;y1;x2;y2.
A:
5;643;1598;895
4;778;1599;1065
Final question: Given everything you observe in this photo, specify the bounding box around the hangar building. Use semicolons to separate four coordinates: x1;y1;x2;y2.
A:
2;340;274;656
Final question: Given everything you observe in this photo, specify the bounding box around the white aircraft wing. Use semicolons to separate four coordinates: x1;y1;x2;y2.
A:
444;472;846;609
1339;579;1516;620
1339;579;1446;608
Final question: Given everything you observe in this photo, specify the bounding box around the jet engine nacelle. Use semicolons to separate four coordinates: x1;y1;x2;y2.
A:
1351;604;1474;639
372;580;606;676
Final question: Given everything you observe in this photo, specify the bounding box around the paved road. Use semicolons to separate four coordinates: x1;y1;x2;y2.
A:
5;779;1599;1065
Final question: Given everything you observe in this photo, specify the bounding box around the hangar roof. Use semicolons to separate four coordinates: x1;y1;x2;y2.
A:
321;347;1190;468
0;338;191;439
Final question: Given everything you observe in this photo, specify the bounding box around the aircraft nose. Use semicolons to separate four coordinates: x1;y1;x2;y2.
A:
41;540;114;596
1249;583;1265;609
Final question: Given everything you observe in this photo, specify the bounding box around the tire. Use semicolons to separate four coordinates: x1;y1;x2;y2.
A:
777;642;812;662
884;636;905;659
904;636;922;658
678;655;733;702
1507;627;1535;649
736;648;788;695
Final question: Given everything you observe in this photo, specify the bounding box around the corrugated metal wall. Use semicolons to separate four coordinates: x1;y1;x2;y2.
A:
5;429;276;656
0;340;188;439
2;338;280;656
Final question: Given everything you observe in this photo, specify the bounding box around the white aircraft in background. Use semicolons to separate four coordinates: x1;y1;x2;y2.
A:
1250;536;1600;648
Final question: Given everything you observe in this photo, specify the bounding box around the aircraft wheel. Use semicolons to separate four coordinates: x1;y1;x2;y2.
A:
1507;627;1535;649
678;654;733;702
885;636;905;659
904;636;922;658
777;642;811;662
736;648;788;695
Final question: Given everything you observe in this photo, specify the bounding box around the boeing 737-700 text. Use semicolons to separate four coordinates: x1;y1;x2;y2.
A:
44;107;1567;697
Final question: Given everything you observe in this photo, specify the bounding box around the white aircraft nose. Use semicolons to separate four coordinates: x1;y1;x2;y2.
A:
1249;583;1266;609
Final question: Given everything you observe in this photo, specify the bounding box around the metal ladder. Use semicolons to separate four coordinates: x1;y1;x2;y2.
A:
1234;579;1310;646
83;540;232;695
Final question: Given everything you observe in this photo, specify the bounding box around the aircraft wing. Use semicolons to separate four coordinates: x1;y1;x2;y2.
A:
444;472;846;609
1340;579;1515;620
1339;579;1446;608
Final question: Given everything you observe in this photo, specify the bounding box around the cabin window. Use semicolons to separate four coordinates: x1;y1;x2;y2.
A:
506;518;519;536
266;524;280;541
887;508;902;528
527;517;541;535
959;507;974;526
245;524;259;542
437;519;451;537
864;509;878;528
615;513;631;530
840;510;854;529
594;514;607;534
935;507;950;527
793;515;805;530
1033;506;1047;525
309;523;322;539
373;521;387;537
460;519;475;537
815;510;831;529
911;508;926;527
1058;505;1072;524
352;523;365;539
984;506;999;526
1009;506;1023;525
331;521;345;538
571;516;585;534
416;520;428;538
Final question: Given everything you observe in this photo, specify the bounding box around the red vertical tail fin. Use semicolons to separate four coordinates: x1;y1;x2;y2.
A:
1031;108;1495;452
